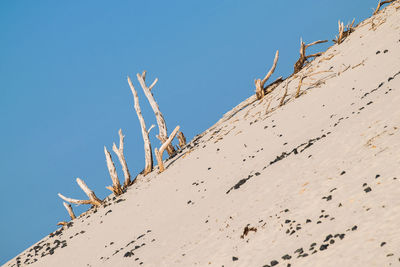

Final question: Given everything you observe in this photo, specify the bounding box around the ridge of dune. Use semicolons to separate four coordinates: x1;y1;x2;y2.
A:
4;2;400;267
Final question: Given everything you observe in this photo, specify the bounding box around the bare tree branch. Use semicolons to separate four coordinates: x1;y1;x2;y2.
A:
255;50;279;99
127;76;153;175
154;126;180;173
58;178;102;207
63;202;76;220
104;146;123;196
374;0;396;15
293;39;327;74
112;129;131;189
137;71;176;157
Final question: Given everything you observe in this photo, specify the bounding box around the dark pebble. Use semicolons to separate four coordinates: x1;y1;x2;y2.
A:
232;256;238;261
271;260;279;266
320;244;329;251
380;242;386;247
282;254;291;260
351;225;358;231
364;187;372;193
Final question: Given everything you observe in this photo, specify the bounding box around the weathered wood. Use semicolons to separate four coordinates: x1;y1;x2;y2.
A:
58;178;102;206
63;202;76;220
177;131;186;148
255;50;279;99
374;0;396;15
104;146;123;196
137;71;176;157
334;19;355;44
127;76;153;176
293;39;327;74
155;126;180;173
112;129;131;189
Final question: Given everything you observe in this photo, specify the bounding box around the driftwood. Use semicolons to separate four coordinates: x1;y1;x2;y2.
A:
57;222;68;226
104;146;123;196
58;178;102;206
127;76;154;176
374;0;396;15
334;19;355;44
177;131;186;149
293;39;328;74
137;71;176;157
254;50;279;99
63;202;76;220
154;126;180;173
112;129;131;189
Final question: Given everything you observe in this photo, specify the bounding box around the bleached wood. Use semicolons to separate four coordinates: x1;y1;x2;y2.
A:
127;76;153;175
58;193;92;205
63;202;76;220
104;146;123;196
112;129;131;189
255;50;279;99
137;71;176;156
76;178;102;206
155;125;180;173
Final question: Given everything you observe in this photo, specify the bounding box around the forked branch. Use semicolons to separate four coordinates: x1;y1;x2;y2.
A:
137;71;176;157
155;126;180;173
293;39;327;74
127;76;154;176
374;0;396;15
254;50;279;99
58;178;102;207
104;146;123;196
112;129;131;189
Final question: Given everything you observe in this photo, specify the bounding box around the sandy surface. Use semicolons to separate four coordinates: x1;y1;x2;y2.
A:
4;2;400;267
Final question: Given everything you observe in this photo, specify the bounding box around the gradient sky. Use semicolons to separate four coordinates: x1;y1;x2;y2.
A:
0;0;380;264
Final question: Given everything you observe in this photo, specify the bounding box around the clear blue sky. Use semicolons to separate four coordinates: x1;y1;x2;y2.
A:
0;0;380;264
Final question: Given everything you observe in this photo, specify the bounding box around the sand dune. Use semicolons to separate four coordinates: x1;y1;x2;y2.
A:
4;2;400;267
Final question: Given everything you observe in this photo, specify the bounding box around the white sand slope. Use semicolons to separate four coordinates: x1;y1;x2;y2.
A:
4;3;400;267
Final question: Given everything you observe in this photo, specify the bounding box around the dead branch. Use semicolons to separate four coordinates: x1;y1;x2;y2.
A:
58;178;102;206
154;126;180;173
137;71;176;157
255;50;279;99
57;222;68;226
374;0;396;15
334;19;355;44
295;76;306;98
177;131;186;149
112;129;131;189
279;81;289;107
104;146;123;196
127;76;153;176
293;39;328;74
63;202;76;220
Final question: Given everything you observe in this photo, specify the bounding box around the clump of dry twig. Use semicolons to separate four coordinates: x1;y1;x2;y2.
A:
334;19;355;44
